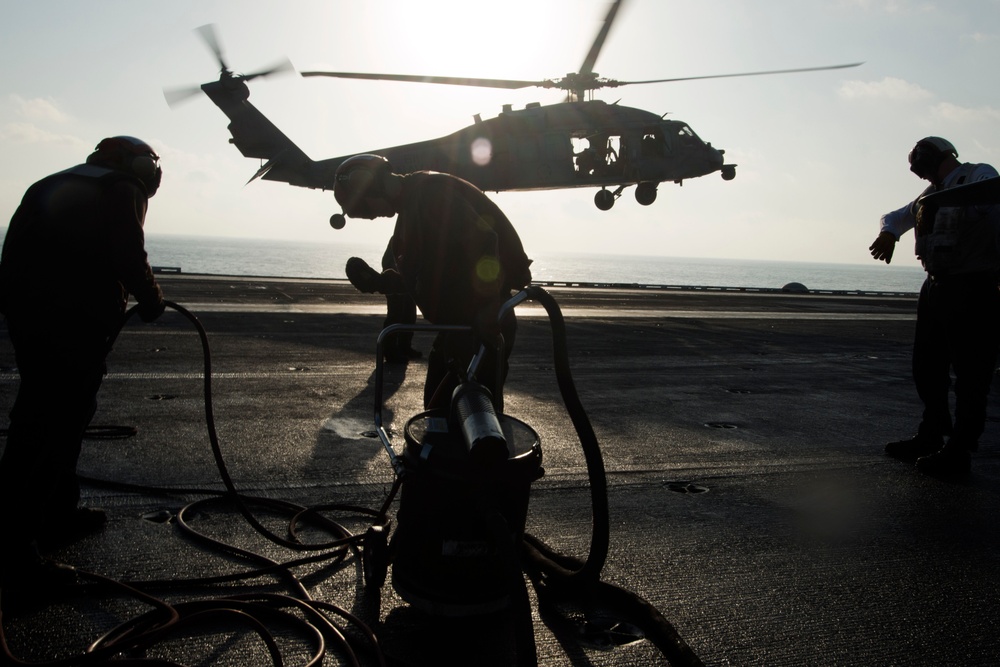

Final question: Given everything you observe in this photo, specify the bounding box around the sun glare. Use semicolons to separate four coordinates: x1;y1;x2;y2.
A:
298;1;618;151
375;2;577;81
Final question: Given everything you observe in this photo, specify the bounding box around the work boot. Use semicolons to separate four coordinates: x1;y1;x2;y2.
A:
916;441;972;478
384;347;410;364
37;507;107;552
885;434;943;462
345;257;385;294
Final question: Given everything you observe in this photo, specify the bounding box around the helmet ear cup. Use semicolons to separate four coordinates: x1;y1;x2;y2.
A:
909;143;945;179
350;168;392;198
131;155;157;181
347;167;378;195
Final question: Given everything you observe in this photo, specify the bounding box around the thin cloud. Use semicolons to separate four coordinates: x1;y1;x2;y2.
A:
931;101;1000;124
961;31;997;44
835;0;933;13
8;94;71;123
838;76;933;101
0;122;85;148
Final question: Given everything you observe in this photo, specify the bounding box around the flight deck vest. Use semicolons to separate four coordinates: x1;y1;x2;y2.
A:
913;163;980;274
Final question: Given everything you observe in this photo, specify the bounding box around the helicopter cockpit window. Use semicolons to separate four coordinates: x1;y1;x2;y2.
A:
676;125;703;145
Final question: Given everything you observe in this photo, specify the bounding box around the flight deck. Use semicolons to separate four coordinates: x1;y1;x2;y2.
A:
1;275;997;666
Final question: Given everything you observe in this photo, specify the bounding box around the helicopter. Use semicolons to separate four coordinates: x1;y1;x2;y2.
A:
165;1;861;224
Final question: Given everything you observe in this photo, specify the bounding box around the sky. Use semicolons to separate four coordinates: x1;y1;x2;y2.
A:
1;0;998;274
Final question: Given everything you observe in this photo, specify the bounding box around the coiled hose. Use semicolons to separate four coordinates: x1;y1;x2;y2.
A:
1;300;389;666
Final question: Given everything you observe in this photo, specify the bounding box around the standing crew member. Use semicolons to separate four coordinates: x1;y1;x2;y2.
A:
336;154;532;408
869;136;1000;476
0;136;166;600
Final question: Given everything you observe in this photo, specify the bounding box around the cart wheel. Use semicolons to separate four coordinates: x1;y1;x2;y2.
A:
363;525;389;589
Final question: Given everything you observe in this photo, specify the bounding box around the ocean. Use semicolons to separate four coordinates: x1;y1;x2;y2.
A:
144;234;927;295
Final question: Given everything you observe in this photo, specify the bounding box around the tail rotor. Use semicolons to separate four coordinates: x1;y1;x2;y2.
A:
163;24;294;108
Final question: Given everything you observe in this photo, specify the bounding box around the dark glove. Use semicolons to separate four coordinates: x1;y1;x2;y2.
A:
137;298;166;322
346;257;385;294
869;231;896;264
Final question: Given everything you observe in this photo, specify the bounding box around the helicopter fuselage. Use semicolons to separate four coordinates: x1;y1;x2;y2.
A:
200;77;736;214
364;100;728;193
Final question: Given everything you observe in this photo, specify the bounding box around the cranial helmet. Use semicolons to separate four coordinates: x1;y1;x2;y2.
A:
333;154;393;217
87;136;162;197
908;136;958;180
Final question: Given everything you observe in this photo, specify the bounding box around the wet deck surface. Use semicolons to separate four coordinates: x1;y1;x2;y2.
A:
1;275;998;666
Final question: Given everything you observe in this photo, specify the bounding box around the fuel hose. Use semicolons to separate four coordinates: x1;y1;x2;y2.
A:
518;286;704;667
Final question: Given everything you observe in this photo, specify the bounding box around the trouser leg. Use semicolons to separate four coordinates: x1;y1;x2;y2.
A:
40;368;103;522
424;332;450;409
912;279;953;438
422;312;517;410
383;292;417;354
0;338;106;562
949;282;1000;449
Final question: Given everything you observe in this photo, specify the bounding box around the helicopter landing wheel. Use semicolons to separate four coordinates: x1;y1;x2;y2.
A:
594;189;615;211
635;182;658;206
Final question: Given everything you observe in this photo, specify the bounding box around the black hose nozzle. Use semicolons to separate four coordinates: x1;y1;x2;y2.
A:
451;381;509;468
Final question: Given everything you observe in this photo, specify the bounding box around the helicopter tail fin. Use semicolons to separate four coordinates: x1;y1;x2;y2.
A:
200;79;323;189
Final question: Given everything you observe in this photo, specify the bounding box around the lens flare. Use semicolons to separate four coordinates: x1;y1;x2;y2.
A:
471;138;492;166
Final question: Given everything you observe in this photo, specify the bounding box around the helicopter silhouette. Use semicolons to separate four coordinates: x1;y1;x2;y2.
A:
165;1;861;224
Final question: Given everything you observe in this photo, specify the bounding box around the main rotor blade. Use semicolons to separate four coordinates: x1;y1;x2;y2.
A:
580;0;625;77
301;70;547;90
241;57;296;82
196;23;228;72
301;60;862;96
616;62;864;87
163;85;205;108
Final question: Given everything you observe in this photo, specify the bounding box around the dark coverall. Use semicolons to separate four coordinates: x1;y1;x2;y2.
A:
383;172;532;409
910;168;1000;449
913;275;1000;447
0;164;163;567
381;239;418;359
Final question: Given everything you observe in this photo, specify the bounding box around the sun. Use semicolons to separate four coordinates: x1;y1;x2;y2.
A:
369;1;581;82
